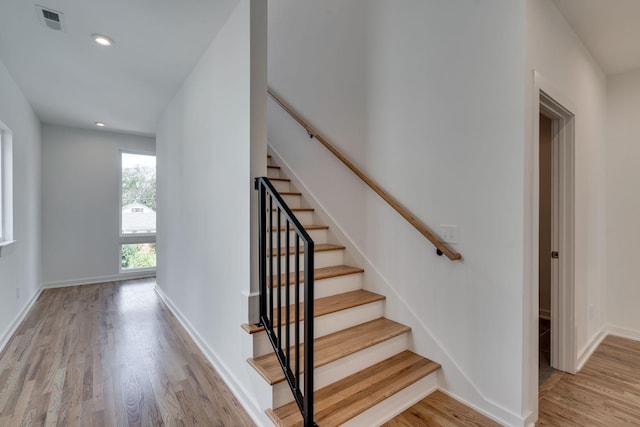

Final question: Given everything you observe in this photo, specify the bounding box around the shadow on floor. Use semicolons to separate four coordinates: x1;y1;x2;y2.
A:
539;317;557;386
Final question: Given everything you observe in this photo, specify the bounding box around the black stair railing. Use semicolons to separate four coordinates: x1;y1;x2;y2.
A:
255;177;316;427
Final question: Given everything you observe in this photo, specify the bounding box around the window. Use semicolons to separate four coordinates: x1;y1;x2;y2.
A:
121;243;156;271
0;130;3;241
120;151;156;270
0;122;14;251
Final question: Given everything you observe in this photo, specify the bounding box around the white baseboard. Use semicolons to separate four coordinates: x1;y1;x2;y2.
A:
0;288;43;354
576;325;640;372
522;409;537;427
42;272;156;289
438;388;514;427
607;324;640;342
153;285;269;427
577;325;607;371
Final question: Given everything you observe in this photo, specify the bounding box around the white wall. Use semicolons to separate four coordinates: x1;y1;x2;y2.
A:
41;124;155;287
606;69;640;338
0;60;41;349
525;0;607;421
156;0;268;423
268;1;527;424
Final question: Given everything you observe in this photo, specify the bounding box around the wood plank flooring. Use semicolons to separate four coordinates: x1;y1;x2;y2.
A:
538;335;640;426
382;391;500;427
386;335;640;427
0;279;254;427
7;278;640;426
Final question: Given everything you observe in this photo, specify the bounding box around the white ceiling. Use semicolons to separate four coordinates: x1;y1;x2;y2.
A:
0;1;638;137
0;0;239;136
552;0;640;76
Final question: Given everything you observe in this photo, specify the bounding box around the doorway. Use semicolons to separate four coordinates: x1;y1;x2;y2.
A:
537;90;576;381
538;113;554;384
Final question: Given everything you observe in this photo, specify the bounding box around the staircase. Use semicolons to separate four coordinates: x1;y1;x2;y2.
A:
242;154;442;426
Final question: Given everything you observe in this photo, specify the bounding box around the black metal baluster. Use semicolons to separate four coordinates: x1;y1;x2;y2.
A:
257;180;267;323
285;218;291;373
295;234;300;393
269;196;273;328
277;206;282;349
303;238;314;426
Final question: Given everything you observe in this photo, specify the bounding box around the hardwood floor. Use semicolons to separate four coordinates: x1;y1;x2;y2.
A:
386;334;640;427
0;279;254;427
382;391;500;427
538;335;640;426
6;278;640;426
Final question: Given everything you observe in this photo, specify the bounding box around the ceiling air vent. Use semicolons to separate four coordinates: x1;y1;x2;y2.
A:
35;5;65;31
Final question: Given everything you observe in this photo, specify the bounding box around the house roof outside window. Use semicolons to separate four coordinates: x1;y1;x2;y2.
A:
122;203;156;234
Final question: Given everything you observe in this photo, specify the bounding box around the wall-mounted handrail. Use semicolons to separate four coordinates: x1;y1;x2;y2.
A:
268;88;462;261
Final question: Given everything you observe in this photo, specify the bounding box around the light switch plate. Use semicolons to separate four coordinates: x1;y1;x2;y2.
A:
440;225;458;244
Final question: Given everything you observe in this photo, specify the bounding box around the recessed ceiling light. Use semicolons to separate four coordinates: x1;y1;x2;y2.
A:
92;34;113;47
95;122;105;127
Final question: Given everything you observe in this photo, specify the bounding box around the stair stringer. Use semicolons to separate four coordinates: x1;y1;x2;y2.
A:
267;145;521;427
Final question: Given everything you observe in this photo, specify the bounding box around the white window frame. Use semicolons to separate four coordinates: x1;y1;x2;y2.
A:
0;130;3;241
119;150;156;272
0;121;15;256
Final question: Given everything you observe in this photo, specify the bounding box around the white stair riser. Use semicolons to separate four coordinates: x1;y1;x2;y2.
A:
266;229;328;246
267;167;281;179
311;272;362;299
267;250;344;274
270;179;290;193
342;373;439;427
264;272;362;314
291;211;313;225
272;334;411;408
267;210;313;226
252;299;383;358
280;194;301;208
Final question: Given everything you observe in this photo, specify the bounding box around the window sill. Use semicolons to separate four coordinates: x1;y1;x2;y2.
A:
0;240;16;257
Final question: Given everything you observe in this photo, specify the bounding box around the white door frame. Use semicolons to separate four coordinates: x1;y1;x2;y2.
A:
539;91;576;374
530;71;577;380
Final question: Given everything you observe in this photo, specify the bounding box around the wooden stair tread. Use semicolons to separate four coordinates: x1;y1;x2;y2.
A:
241;289;382;334
269;208;314;212
269;244;345;257
268;164;281;169
279;191;301;196
248;318;410;385
267;350;441;427
271;289;383;326
271;265;364;287
269;177;291;182
270;225;328;231
241;323;263;334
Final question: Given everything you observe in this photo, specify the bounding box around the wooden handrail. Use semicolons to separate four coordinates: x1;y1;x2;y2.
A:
268;88;462;261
